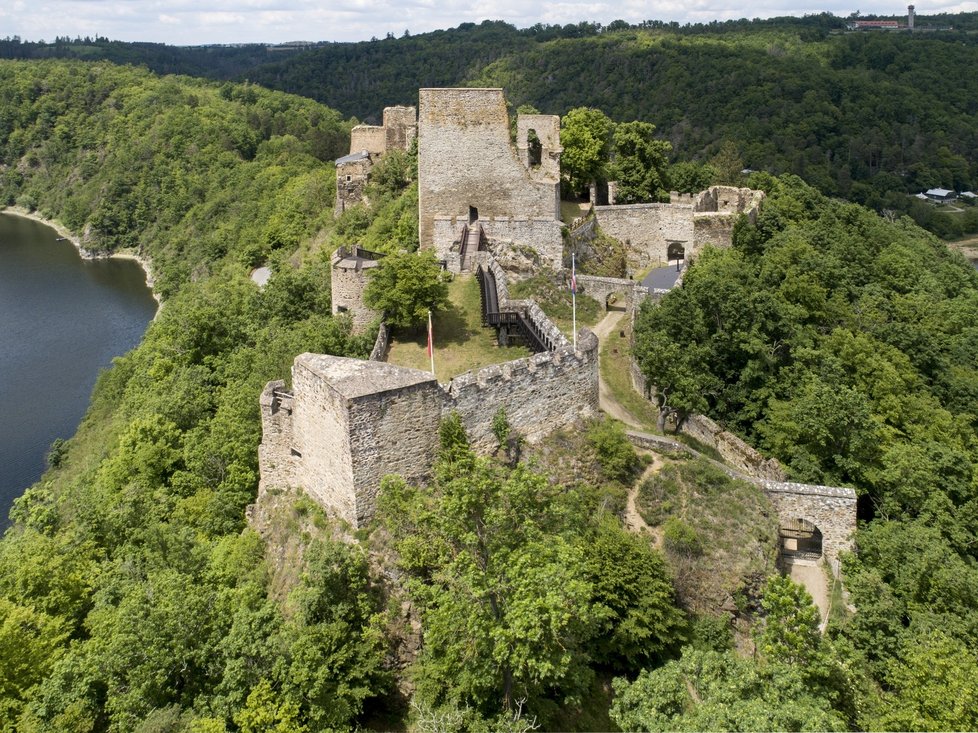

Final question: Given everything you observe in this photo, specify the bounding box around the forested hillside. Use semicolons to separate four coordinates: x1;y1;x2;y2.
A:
5;15;977;237
634;173;978;730
3;57;978;731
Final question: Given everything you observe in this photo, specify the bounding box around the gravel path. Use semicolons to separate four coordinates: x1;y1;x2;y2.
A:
591;310;645;429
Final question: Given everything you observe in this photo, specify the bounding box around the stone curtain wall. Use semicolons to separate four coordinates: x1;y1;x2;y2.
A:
680;413;787;482
759;481;858;573
575;274;648;311
417;88;561;249
349;125;388;156
594;187;765;268
593;203;694;269
446;330;599;451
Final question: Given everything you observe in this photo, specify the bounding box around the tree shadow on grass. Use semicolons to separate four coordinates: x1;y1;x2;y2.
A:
393;303;473;347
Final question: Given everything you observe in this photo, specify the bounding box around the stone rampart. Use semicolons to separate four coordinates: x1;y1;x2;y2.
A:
446;329;598;450
594;203;694;269
575;274;648;311
758;480;857;573
680;413;787;482
417;88;560;250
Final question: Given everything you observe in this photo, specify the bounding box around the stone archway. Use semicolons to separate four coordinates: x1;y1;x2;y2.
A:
667;241;686;263
780;517;823;560
605;291;628;312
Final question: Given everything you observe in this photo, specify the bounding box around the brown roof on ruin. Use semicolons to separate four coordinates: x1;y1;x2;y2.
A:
295;353;437;400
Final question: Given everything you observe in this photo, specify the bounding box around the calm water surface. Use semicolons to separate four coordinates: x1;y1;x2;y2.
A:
0;214;156;522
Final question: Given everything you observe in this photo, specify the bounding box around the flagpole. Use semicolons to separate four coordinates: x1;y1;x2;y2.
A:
427;310;435;377
571;253;577;349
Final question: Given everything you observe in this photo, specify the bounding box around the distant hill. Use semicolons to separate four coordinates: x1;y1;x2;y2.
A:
3;14;978;236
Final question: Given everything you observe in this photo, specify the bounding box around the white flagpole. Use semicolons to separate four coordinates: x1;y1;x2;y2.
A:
428;310;435;376
572;253;577;349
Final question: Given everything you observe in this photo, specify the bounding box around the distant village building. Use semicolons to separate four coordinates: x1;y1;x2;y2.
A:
924;188;956;202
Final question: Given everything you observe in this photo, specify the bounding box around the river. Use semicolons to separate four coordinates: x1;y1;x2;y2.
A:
0;213;156;523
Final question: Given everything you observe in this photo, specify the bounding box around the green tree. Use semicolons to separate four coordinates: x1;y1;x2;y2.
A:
363;250;450;329
610;648;847;732
870;630;978;732
559;107;614;197
609;121;672;204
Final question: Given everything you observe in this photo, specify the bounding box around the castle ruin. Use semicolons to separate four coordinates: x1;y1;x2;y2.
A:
335;105;417;215
260;249;599;527
262;88;854;575
418;88;564;270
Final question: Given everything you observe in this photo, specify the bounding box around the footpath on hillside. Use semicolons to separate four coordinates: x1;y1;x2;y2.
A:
590;309;832;626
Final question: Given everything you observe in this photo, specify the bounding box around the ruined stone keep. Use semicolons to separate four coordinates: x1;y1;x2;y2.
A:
417;88;564;268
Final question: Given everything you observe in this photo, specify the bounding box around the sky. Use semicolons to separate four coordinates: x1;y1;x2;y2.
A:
2;0;976;46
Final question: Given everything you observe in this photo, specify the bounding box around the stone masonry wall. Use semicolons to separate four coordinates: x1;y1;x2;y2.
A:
382;106;418;152
680;413;787;482
759;481;858;573
289;357;357;525
693;213;737;250
418;88;560;249
594;203;694;269
575;274;648;311
349;125;388;156
259;250;600;527
258;381;298;494
430;215;563;271
347;380;444;525
446;329;599;451
331;252;381;334
335;156;371;215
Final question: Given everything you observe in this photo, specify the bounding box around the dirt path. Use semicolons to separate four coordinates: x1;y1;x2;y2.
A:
787;559;830;630
624;453;664;546
591;310;645;429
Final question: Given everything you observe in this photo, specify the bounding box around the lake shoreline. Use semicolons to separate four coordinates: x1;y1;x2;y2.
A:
1;207;161;311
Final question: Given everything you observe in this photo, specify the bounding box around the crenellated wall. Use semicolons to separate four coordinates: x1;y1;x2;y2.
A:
259;251;598;528
446;330;598;451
